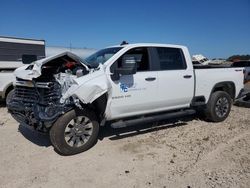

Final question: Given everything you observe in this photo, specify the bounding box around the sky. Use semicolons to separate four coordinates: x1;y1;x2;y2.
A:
0;0;249;58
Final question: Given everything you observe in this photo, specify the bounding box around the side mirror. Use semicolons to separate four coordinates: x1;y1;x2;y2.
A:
116;56;137;75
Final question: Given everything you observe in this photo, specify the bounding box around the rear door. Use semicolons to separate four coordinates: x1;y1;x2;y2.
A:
153;47;194;110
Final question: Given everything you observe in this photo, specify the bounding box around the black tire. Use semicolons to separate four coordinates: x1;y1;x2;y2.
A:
50;109;99;155
6;89;14;105
204;91;232;122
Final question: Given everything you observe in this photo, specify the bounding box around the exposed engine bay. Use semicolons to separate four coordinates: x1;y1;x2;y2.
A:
7;52;90;132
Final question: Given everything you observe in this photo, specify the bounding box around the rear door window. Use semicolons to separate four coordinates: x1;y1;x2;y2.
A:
155;47;187;70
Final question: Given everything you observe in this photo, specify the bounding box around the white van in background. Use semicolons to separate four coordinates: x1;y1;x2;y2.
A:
0;36;96;102
0;36;46;102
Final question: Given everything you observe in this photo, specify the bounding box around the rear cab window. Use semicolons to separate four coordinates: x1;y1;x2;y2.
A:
155;47;187;70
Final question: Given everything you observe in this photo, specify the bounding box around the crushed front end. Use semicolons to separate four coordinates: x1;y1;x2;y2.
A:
7;52;89;133
7;77;75;132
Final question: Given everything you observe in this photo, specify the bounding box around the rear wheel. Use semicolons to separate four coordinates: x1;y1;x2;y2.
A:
50;109;99;155
204;91;232;122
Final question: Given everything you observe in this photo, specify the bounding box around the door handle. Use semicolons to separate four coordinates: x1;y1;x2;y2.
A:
145;77;156;81
183;75;192;79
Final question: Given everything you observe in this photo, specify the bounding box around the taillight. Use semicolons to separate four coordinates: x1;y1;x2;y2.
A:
234;69;246;84
243;68;246;84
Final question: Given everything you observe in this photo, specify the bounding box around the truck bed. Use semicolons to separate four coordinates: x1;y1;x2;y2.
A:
194;67;244;102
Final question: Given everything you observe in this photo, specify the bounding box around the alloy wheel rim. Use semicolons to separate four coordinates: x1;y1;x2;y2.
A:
64;116;93;147
215;97;229;118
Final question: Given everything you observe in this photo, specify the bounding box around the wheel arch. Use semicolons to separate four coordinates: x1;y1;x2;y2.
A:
91;93;108;117
210;81;236;100
79;93;108;122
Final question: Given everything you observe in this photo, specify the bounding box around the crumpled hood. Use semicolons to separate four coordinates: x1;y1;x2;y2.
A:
14;51;89;80
13;51;110;104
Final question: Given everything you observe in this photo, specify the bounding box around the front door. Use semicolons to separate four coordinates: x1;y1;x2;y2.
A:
108;47;158;120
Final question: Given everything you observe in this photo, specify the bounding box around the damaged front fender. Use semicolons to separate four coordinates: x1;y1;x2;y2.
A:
61;65;110;104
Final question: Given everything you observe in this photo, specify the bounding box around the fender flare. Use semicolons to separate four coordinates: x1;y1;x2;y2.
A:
209;81;236;101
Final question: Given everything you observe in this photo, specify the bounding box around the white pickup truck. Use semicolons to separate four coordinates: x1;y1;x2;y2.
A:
7;43;244;155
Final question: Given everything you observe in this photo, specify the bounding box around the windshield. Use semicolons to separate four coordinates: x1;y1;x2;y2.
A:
85;47;123;67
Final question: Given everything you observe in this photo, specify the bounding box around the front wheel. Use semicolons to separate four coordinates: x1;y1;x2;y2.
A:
50;109;99;155
204;91;232;122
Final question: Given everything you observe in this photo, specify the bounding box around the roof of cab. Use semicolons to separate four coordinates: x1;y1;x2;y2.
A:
108;43;186;49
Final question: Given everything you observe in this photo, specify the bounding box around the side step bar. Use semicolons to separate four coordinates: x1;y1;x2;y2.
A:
111;109;196;129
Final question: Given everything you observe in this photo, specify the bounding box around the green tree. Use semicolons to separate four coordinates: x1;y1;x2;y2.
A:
227;55;250;61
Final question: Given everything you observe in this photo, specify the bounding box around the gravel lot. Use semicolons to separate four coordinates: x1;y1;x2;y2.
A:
0;104;249;188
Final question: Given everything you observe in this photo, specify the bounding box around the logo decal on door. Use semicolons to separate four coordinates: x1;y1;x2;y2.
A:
120;83;128;92
120;83;146;93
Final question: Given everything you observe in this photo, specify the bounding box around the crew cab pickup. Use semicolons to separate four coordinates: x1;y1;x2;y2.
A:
7;43;244;155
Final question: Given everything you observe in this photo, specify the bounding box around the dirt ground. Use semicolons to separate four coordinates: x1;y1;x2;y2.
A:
0;104;249;188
